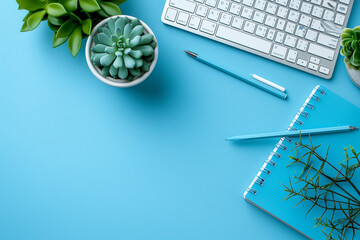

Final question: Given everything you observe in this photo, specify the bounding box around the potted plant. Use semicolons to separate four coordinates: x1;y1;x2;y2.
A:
85;15;158;87
340;26;360;87
17;0;127;58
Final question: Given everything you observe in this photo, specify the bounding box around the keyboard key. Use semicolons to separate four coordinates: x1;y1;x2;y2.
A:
311;19;325;31
275;32;285;43
323;10;335;21
299;14;312;27
177;12;189;25
317;33;338;49
208;9;220;21
285;22;296;34
241;7;254;19
216;25;272;54
289;0;301;10
322;0;337;10
254;0;266;10
277;7;289;18
242;0;254;6
165;8;178;21
308;63;319;71
271;44;288;59
300;2;312;14
196;5;208;17
284;35;297;47
287;49;298;62
276;0;288;7
169;0;196;13
311;0;322;5
296;39;309;51
276;19;286;30
295;25;306;37
310;57;320;64
266;3;278;14
308;43;335;60
319;66;330;75
218;0;230;11
232;17;244;29
337;6;347;16
200;20;217;34
305;29;318;41
255;25;268;37
220;13;232;25
267;29;276;40
229;3;242;15
339;0;350;4
297;58;308;67
253;11;265;23
288;10;300;22
205;0;217;7
335;14;345;25
265;15;277;27
311;6;324;18
244;21;256;33
189;16;201;29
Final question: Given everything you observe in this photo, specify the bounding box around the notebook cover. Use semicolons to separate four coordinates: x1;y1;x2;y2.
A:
244;85;360;240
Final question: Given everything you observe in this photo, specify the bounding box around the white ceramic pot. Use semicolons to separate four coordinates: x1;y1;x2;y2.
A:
346;65;360;88
85;15;159;88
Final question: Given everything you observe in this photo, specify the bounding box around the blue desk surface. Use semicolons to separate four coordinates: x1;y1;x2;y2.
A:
1;1;360;239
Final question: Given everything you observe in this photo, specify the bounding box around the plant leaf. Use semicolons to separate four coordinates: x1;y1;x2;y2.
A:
79;0;101;12
99;1;122;16
60;0;78;12
26;10;46;31
68;26;83;57
16;0;45;11
53;32;69;48
112;0;127;5
48;16;64;26
48;20;60;32
21;21;31;32
46;3;68;17
56;19;77;38
82;19;92;35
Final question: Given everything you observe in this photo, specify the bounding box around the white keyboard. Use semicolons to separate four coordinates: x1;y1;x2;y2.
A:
161;0;354;79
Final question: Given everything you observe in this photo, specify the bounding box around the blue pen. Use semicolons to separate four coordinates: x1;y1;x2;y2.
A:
185;50;287;100
225;125;359;141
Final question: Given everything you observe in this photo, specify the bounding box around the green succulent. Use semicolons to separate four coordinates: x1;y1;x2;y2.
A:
340;26;360;71
90;16;157;81
17;0;127;58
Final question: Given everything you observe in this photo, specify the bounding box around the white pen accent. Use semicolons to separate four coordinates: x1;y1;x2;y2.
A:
250;74;286;93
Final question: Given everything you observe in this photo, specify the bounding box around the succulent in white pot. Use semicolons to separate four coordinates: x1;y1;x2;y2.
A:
85;15;158;87
340;26;360;87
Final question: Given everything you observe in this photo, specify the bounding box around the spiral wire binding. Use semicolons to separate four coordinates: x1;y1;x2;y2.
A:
244;85;325;197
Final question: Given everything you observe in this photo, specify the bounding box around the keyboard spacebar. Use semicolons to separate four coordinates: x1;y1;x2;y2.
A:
216;25;272;54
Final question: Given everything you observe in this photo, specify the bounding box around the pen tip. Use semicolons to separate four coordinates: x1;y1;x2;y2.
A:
350;126;359;130
184;50;198;58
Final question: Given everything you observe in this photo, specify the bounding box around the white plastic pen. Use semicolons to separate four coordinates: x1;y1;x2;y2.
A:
250;74;286;93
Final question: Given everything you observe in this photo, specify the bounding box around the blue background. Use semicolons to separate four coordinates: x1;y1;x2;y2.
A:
1;1;360;239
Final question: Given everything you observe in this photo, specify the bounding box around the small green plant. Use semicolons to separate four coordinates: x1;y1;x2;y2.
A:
341;26;360;71
283;136;360;240
90;16;157;81
17;0;126;57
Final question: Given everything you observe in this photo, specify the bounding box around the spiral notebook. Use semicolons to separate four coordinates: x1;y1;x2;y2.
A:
244;85;360;240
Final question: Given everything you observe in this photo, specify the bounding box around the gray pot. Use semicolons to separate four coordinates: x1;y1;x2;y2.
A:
346;65;360;88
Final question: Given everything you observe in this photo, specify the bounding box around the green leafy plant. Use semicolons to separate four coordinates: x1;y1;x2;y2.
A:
17;0;127;57
341;26;360;71
283;136;360;240
90;16;157;81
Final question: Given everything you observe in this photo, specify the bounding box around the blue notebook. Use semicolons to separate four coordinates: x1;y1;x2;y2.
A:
244;85;360;240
